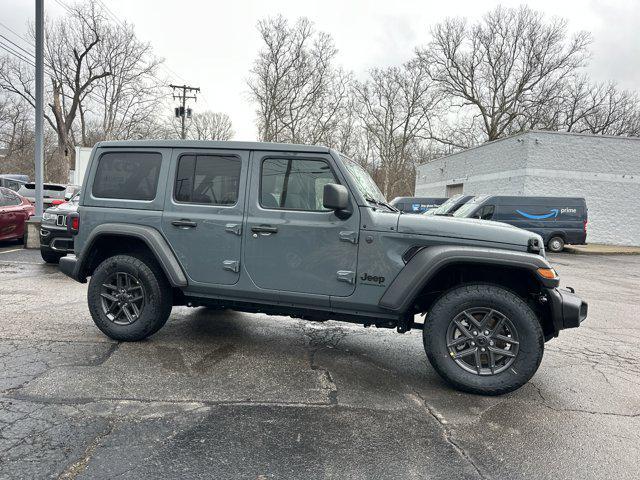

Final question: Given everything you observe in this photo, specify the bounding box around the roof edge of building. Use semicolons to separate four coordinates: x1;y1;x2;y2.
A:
420;129;640;167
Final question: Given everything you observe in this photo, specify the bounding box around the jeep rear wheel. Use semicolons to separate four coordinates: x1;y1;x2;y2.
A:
88;254;172;341
423;284;544;395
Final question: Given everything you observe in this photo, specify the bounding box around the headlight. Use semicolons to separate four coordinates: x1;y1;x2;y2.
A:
42;212;56;221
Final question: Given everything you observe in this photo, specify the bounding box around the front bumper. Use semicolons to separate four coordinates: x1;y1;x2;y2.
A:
40;225;74;253
59;255;85;283
546;287;588;332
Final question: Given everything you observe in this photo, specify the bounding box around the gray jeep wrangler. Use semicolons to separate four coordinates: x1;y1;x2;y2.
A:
60;140;587;395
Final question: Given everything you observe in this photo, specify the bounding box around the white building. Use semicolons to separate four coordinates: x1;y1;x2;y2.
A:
415;130;640;246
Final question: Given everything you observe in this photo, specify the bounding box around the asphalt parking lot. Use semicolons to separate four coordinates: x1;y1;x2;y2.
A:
0;243;639;480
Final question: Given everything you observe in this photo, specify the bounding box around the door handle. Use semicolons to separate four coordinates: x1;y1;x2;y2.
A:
171;219;197;228
251;225;278;234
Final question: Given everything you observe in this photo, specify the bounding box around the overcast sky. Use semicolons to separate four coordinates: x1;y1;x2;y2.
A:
2;0;639;140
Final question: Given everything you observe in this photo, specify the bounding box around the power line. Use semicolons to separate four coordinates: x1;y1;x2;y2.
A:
0;34;35;60
0;41;36;68
95;0;126;29
0;22;33;49
0;40;110;109
96;0;189;85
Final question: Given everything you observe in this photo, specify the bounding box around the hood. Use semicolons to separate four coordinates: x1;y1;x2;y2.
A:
45;202;78;214
398;213;539;248
57;202;78;212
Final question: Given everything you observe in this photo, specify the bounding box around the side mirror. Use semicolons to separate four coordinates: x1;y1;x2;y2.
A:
323;183;349;211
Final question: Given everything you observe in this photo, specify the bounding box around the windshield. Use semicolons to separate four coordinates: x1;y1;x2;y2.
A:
424;195;462;216
340;155;386;204
453;195;490;217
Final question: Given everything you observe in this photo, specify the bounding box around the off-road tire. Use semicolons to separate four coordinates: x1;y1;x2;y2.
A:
88;254;172;341
40;248;64;264
547;236;565;253
423;284;544;395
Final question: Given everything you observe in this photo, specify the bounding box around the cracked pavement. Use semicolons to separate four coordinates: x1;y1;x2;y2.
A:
0;245;639;479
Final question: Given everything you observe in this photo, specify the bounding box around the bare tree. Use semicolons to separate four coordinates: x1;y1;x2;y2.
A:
0;2;167;181
353;61;443;198
247;16;351;145
0;96;33;175
81;19;164;143
187;111;235;140
0;2;111;181
421;5;591;145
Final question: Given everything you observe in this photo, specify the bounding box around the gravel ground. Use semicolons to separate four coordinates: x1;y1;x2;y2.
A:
0;244;639;479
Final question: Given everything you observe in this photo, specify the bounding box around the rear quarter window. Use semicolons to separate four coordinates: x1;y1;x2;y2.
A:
92;152;162;201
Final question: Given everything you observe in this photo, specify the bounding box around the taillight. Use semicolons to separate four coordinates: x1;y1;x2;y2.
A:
583;220;588;232
51;199;65;206
67;212;80;235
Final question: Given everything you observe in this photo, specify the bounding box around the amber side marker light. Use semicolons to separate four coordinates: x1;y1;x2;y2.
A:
537;268;557;279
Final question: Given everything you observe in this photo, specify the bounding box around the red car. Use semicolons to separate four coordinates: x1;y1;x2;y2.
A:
0;187;35;242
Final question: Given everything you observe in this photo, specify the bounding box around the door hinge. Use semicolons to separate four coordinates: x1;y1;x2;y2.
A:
225;223;242;235
336;270;355;284
222;260;240;273
339;230;358;244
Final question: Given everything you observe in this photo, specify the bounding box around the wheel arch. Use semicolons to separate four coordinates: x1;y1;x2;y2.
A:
379;246;559;338
77;223;187;287
546;231;567;243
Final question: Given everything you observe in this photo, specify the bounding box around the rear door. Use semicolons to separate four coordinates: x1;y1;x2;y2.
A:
162;149;247;286
243;151;359;297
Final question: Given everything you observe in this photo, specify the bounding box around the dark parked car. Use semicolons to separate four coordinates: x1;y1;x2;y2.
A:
0;187;34;242
60;140;587;395
423;194;473;216
40;192;79;263
453;195;588;252
390;196;447;213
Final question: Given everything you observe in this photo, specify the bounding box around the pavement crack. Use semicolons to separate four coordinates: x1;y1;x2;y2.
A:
90;342;120;366
408;391;486;480
57;420;117;480
308;349;339;406
529;381;639;418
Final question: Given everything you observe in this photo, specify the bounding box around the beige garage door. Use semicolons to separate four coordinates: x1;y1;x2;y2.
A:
446;183;464;196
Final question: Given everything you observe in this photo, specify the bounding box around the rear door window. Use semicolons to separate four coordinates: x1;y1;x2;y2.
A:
93;152;162;200
174;154;241;205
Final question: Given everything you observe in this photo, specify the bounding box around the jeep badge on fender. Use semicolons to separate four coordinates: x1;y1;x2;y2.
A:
360;272;385;285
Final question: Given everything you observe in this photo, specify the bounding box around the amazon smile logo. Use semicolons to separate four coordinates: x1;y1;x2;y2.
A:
516;207;577;219
516;209;559;219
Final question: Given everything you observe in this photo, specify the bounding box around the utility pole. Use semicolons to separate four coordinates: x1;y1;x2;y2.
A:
170;84;200;140
34;0;44;218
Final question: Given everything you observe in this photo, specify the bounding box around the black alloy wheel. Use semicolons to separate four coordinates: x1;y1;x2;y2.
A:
446;307;519;375
99;271;146;325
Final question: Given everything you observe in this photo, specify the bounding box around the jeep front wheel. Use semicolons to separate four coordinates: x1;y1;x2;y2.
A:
423;284;544;395
88;254;172;341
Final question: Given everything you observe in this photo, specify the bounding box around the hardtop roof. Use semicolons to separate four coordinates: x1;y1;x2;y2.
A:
96;140;332;153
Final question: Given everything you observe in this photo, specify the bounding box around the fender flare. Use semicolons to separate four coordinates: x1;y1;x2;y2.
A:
378;245;557;313
77;223;188;287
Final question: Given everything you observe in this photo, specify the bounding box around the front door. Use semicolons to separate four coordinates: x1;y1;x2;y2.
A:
243;151;359;297
162;149;247;286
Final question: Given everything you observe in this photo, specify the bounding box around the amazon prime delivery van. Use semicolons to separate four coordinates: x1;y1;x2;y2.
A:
453;195;587;252
424;194;474;216
390;196;447;213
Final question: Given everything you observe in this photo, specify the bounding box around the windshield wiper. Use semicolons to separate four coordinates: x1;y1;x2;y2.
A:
365;197;400;213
